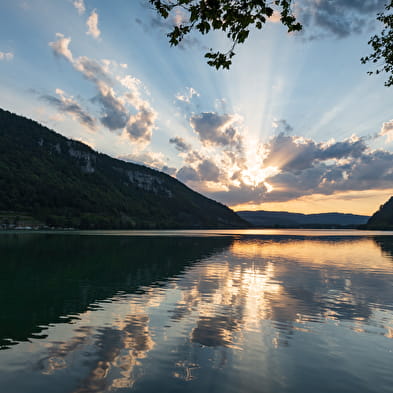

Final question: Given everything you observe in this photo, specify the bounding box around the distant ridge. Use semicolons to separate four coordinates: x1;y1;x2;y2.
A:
237;210;369;228
0;108;247;229
363;196;393;229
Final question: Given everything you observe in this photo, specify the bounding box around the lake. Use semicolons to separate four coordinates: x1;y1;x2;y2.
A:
0;230;393;393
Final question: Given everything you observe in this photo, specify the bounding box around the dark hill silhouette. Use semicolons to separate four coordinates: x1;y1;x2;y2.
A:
237;210;369;228
0;108;247;229
364;196;393;229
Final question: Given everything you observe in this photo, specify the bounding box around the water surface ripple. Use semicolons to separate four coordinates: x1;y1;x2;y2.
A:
0;231;392;393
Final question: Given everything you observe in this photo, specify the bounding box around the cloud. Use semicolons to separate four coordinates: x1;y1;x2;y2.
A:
379;120;393;141
272;119;293;134
259;134;393;203
161;166;177;176
205;146;393;206
175;87;199;103
176;166;200;182
73;0;85;15
207;183;269;206
190;112;243;150
46;32;393;207
319;139;366;160
68;56;133;132
183;149;203;164
263;133;367;172
0;51;14;61
49;33;73;62
74;56;113;85
126;105;156;143
19;1;30;10
269;10;281;23
119;75;142;101
169;111;251;202
74;57;156;140
48;33;157;143
86;9;100;39
169;136;192;152
40;88;96;130
142;6;188;30
174;147;236;187
97;96;127;130
171;7;189;27
197;159;220;182
167;107;393;207
296;0;385;39
120;151;175;174
175;127;393;207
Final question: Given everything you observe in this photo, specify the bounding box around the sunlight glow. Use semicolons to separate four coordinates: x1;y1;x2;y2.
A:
4;1;393;215
242;165;280;188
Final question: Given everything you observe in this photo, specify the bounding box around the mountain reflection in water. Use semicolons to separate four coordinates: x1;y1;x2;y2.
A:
0;232;392;393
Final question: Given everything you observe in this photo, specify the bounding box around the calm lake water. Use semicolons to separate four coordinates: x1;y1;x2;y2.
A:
1;230;393;393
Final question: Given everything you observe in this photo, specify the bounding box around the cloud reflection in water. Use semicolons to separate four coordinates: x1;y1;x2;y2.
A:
1;235;393;393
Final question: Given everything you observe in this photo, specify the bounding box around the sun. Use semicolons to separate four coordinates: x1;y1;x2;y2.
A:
241;164;280;189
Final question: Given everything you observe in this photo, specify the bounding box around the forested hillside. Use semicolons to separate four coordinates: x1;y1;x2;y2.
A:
0;109;247;229
364;197;393;230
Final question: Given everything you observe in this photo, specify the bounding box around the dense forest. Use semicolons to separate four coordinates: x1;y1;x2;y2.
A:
0;108;247;229
363;196;393;229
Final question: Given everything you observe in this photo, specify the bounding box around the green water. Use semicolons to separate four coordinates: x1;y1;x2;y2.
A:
0;231;393;393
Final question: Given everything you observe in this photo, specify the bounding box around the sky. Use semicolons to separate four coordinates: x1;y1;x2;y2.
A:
1;0;393;215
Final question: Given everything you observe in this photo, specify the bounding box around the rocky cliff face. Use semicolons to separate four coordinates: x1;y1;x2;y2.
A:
0;108;247;229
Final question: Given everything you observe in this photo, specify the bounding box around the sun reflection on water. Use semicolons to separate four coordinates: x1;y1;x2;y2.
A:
1;235;393;393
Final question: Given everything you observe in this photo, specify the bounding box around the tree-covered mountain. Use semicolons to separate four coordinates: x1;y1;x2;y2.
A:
0;108;247;229
363;196;393;229
237;210;369;228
